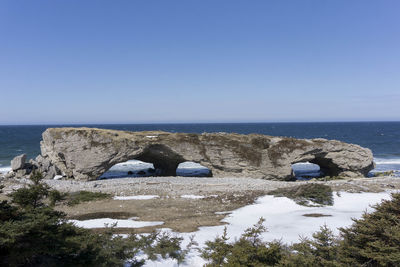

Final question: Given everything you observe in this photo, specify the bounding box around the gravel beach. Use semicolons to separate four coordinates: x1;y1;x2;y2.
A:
38;176;400;194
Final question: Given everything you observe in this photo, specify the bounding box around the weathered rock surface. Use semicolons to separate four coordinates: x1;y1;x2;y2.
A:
32;154;61;179
11;154;26;171
39;127;375;181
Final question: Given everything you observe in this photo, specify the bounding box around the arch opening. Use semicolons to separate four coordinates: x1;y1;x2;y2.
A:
310;157;342;177
98;144;212;179
99;160;156;179
176;162;212;177
99;160;212;179
291;162;322;180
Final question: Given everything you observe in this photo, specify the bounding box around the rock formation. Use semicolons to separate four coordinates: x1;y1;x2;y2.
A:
5;154;39;179
36;127;374;181
11;154;26;171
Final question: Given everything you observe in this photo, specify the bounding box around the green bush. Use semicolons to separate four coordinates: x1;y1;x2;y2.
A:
338;193;400;266
66;190;111;206
0;171;187;267
201;218;284;266
280;225;341;267
268;183;333;206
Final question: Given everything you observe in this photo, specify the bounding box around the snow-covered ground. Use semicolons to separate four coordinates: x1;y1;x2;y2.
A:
181;195;205;199
113;195;160;200
70;218;164;228
67;190;396;266
144;191;394;267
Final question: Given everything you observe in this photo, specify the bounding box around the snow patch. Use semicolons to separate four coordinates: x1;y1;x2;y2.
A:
181;195;205;199
215;211;232;215
113;195;159;200
70;218;164;229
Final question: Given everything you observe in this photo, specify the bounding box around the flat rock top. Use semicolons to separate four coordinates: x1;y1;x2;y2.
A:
45;127;279;140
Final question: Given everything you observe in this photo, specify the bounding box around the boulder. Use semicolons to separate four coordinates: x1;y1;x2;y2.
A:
14;169;27;178
28;154;60;179
39;127;375;181
4;172;15;179
34;155;52;171
43;165;57;179
11;154;26;171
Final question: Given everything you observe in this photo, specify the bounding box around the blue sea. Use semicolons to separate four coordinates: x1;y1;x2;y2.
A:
0;122;399;178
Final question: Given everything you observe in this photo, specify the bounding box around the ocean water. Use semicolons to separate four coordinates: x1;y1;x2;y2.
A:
0;122;399;177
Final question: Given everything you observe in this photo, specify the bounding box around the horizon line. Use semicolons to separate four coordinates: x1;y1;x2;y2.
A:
1;120;400;126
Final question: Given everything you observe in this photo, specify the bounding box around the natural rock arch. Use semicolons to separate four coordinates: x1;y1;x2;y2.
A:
38;128;375;181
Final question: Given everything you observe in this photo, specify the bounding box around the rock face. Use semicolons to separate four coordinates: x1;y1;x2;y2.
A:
33;155;61;179
11;154;26;171
8;154;42;179
39;127;375;181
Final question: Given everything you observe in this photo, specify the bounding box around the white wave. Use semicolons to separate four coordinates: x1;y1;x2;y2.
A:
177;162;208;169
292;162;321;178
292;162;314;166
374;158;400;165
108;160;154;171
0;166;11;174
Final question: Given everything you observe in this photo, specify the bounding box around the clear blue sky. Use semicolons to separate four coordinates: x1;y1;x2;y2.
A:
1;0;399;124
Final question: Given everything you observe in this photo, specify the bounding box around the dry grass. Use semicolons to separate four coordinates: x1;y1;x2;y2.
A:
58;190;266;233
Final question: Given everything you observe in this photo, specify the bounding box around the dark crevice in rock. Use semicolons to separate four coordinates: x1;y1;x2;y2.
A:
310;157;342;177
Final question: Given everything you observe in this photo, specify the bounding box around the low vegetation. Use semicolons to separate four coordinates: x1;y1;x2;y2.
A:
201;218;284;267
302;213;332;217
373;170;396;177
65;190;111;206
268;183;334;206
316;175;345;181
